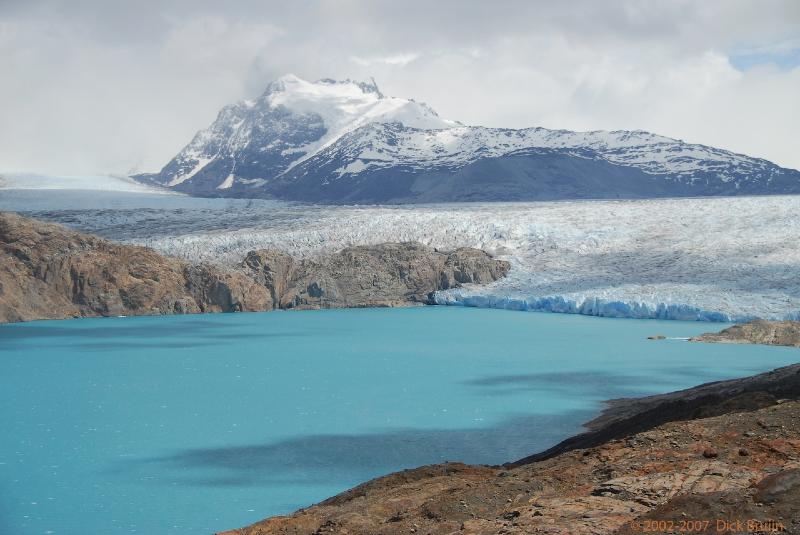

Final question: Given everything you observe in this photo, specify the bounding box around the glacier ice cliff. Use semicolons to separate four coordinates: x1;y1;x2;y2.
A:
433;293;742;322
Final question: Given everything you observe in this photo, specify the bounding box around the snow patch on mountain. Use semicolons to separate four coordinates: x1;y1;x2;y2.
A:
217;174;235;189
265;74;457;170
168;157;213;186
322;124;775;183
335;159;369;177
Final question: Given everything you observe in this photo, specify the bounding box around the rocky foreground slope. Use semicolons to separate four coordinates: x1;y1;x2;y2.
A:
221;351;800;534
0;212;508;323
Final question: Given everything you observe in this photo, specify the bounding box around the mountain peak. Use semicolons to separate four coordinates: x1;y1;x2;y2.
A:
261;74;385;99
139;72;800;204
315;76;384;98
261;73;300;95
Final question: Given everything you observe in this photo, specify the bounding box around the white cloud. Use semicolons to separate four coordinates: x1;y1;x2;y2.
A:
0;0;798;174
0;12;280;174
350;53;419;67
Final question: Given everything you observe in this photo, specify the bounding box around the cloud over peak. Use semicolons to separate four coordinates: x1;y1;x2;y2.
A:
0;0;798;174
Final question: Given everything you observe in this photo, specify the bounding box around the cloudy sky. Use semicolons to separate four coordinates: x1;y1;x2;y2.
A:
1;0;799;175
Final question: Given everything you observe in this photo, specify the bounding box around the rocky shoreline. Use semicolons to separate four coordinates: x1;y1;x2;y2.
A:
0;211;509;323
692;320;800;347
220;328;800;535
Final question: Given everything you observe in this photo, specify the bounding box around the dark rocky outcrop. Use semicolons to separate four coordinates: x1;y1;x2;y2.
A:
692;319;800;347
183;263;273;313
0;211;273;322
241;243;510;309
615;468;800;535
510;362;800;466
0;212;508;323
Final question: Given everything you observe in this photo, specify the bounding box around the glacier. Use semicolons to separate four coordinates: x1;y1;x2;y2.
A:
0;172;173;194
8;191;799;322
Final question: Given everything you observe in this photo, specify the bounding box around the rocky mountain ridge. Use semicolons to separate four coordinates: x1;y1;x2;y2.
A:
136;75;800;203
0;212;508;323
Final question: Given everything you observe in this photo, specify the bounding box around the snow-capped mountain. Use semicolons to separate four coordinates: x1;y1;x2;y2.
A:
136;74;800;203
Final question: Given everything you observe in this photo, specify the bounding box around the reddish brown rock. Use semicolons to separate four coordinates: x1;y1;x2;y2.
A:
242;243;511;310
1;211;201;322
0;212;509;323
702;447;718;459
692;319;800;347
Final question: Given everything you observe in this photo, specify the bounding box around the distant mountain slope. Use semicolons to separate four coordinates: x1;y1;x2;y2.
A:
136;74;800;203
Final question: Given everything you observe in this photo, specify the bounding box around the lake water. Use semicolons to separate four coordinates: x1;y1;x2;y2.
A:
1;307;798;535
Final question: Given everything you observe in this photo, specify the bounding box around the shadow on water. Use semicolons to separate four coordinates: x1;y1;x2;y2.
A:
103;370;703;488
0;318;309;351
72;340;231;351
106;410;595;488
462;365;782;398
648;364;777;384
461;370;679;398
0;318;233;338
69;332;306;352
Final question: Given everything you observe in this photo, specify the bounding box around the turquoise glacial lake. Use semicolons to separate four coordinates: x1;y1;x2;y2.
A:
1;307;798;535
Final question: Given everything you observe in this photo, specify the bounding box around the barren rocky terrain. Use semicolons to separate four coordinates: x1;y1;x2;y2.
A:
692;320;800;347
0;211;508;323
